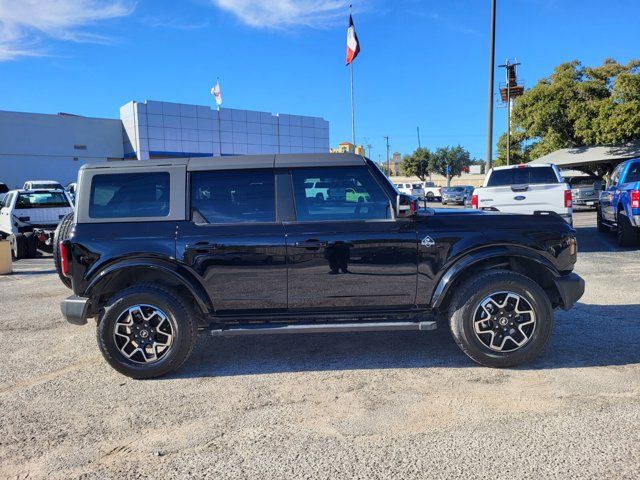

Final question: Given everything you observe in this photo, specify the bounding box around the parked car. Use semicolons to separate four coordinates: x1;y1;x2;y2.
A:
304;179;330;200
0;189;74;259
395;182;425;198
597;158;640;246
442;186;474;205
57;153;584;378
472;163;573;224
566;175;603;208
23;180;65;191
420;181;442;201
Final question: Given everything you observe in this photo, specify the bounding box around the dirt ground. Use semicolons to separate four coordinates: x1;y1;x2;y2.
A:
1;210;639;479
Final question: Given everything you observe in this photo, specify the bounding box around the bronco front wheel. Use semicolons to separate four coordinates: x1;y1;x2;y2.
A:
97;284;198;379
448;270;553;368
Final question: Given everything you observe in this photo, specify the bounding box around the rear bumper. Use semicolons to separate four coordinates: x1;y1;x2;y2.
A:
554;272;585;310
60;295;90;325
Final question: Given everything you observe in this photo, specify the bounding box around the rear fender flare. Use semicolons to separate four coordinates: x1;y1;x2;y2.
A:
85;258;212;314
430;245;560;309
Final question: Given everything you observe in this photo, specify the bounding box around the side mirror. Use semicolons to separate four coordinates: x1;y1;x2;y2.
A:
396;193;417;218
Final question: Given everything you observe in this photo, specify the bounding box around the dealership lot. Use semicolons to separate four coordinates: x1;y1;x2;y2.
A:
0;210;638;479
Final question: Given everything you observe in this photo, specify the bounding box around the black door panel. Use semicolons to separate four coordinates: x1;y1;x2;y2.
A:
177;223;287;312
285;221;418;310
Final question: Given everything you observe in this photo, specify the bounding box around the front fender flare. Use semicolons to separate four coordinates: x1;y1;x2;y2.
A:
430;245;561;309
85;258;213;314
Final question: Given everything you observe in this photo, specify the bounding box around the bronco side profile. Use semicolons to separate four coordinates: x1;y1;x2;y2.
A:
57;154;584;378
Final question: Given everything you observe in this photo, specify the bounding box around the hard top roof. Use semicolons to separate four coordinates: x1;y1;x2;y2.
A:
81;153;367;171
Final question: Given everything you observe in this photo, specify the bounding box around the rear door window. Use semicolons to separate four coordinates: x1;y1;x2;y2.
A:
89;172;170;218
487;167;559;186
190;170;275;224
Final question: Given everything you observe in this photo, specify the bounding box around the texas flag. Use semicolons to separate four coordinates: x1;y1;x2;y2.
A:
345;13;360;65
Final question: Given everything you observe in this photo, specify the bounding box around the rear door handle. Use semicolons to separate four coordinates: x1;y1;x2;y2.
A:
295;240;327;249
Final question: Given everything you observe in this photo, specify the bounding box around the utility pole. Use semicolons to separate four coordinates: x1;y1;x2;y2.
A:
498;59;521;166
366;144;372;158
417;126;421;148
486;0;497;171
384;136;390;177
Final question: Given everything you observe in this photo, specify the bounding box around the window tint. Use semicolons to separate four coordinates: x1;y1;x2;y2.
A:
191;170;275;224
291;167;391;221
486;167;559;187
89;172;170;218
624;162;640;183
16;192;70;209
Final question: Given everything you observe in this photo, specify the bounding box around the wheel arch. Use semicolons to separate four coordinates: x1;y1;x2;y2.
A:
431;247;564;313
85;259;212;319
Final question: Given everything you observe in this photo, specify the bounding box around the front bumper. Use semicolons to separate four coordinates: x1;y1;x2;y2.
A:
60;295;90;325
554;272;585;310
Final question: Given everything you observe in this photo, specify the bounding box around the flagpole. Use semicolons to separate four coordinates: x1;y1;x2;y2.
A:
350;62;355;146
349;4;356;147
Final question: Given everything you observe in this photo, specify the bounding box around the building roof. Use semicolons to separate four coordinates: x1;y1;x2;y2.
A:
530;142;640;169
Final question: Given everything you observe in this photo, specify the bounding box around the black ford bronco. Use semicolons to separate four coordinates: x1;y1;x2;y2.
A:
57;153;584;378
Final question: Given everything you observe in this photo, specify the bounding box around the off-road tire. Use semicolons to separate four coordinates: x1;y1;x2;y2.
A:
97;284;198;379
617;212;638;247
53;212;74;288
596;207;608;233
11;234;28;260
448;269;554;368
24;232;38;258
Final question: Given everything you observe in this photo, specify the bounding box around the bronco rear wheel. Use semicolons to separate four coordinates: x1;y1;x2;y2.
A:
97;284;198;379
448;269;553;368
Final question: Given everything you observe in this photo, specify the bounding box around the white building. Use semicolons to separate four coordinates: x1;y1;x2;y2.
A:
0;100;330;188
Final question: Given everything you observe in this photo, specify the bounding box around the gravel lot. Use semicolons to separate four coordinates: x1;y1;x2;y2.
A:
1;210;639;479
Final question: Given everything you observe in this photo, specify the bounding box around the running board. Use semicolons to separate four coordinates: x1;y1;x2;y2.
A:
210;320;437;337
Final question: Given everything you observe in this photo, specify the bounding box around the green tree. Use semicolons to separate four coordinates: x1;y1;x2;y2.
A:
429;145;472;186
401;147;432;180
500;58;640;164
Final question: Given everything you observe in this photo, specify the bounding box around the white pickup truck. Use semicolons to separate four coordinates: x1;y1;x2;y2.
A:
472;163;573;224
0;189;74;259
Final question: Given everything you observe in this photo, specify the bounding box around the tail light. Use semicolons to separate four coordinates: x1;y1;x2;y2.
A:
59;241;71;278
631;190;640;209
564;190;572;208
471;194;479;209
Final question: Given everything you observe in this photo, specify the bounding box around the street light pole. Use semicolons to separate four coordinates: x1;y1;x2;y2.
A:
384;136;390;177
486;0;497;171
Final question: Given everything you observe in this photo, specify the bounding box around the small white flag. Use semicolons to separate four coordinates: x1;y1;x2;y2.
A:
211;80;222;106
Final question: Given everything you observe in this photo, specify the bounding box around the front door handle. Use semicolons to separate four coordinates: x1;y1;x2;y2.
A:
295;240;327;250
189;241;221;253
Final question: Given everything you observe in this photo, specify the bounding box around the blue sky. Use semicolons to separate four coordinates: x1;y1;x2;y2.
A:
0;0;638;162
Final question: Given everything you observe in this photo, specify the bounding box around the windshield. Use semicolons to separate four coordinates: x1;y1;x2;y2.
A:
444;187;465;193
16;192;70;209
487;166;559;187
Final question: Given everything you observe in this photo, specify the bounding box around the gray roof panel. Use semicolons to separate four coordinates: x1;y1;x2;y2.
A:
530;142;640;168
